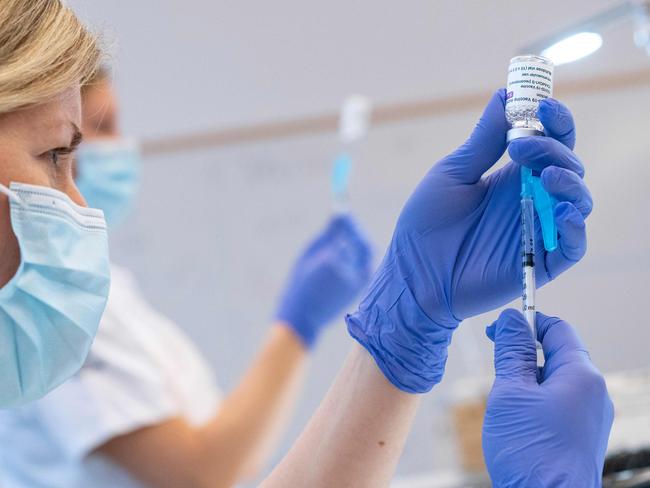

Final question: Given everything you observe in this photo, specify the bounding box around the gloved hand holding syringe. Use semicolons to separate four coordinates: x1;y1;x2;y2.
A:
505;55;557;363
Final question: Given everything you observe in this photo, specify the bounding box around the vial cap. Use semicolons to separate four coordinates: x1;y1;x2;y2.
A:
507;127;545;144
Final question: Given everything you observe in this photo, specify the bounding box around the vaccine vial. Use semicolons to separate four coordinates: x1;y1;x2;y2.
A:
505;55;554;142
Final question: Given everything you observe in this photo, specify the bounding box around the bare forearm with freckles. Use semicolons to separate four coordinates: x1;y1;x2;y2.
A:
261;343;421;488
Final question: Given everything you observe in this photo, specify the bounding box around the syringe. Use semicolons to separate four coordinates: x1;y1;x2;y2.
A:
520;173;537;341
506;55;557;365
331;153;353;213
522;172;547;366
331;95;371;214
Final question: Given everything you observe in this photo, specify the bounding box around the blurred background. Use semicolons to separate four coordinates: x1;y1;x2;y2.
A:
68;0;650;485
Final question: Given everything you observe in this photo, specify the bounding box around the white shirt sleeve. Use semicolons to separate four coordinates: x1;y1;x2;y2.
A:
32;352;178;461
31;265;220;461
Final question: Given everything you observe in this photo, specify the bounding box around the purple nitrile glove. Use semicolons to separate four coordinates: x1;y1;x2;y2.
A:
483;309;614;487
347;90;592;393
276;214;373;348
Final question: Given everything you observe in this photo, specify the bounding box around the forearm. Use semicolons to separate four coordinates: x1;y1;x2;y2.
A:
196;323;308;484
261;343;421;488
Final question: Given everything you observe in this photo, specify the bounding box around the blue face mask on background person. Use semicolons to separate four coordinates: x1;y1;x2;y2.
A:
0;182;111;407
76;139;142;227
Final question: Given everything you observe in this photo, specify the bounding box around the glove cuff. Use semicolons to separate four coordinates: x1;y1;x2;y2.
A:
346;268;458;394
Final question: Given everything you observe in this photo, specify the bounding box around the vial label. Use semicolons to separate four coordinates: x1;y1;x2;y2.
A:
506;60;554;111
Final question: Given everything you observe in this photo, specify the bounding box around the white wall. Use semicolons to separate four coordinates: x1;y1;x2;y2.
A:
69;0;644;138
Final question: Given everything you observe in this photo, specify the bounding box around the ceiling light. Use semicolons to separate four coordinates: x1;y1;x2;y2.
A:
541;32;604;65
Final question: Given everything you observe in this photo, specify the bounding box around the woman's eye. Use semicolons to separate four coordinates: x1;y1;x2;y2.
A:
48;150;60;166
45;148;73;166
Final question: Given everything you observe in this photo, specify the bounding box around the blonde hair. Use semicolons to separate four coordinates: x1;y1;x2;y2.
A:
81;64;113;95
0;0;102;114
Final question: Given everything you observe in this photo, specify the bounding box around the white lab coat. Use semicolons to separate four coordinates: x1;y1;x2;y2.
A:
0;265;222;488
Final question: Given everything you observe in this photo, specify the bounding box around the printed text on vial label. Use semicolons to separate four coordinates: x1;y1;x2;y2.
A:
506;64;553;105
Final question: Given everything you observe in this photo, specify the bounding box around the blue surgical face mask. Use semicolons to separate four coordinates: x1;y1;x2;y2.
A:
76;139;142;227
0;182;111;407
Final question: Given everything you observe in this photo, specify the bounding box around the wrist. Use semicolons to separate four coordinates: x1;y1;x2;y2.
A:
275;318;318;351
346;268;457;394
272;322;311;355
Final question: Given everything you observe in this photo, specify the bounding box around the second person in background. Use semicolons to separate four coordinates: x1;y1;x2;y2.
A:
0;68;373;488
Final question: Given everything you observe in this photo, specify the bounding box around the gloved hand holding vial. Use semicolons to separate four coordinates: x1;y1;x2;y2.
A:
346;86;591;393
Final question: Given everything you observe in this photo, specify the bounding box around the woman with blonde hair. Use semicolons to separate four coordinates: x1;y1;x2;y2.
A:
0;2;613;487
0;0;110;407
0;4;376;487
